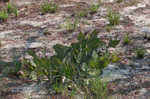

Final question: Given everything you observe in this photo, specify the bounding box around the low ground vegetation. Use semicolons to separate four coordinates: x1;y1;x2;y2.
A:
0;3;18;21
4;31;120;98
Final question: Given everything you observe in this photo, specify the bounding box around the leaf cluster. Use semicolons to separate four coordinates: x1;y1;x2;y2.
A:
22;31;116;97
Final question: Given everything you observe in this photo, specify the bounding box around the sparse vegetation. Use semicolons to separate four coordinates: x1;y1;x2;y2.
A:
77;10;88;18
89;4;99;14
19;31;117;98
106;25;113;32
13;7;19;17
0;3;18;22
117;0;123;3
43;29;51;35
41;2;58;14
64;17;79;32
109;39;120;48
136;48;146;59
0;0;150;98
107;10;120;26
84;78;109;99
6;3;19;16
6;3;13;14
123;35;131;45
2;60;22;76
0;9;8;21
111;53;120;63
124;0;139;7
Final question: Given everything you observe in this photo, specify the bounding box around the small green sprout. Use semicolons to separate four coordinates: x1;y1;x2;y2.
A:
107;10;120;26
41;2;58;14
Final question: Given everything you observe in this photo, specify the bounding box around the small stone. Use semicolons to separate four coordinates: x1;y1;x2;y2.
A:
19;20;43;27
141;27;150;37
101;64;130;81
26;42;43;49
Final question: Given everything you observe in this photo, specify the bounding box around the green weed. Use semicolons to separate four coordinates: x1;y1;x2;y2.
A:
6;3;19;17
84;78;109;99
106;25;113;32
64;17;79;32
22;31;115;96
6;3;13;14
107;10;120;26
0;9;8;21
77;10;88;18
89;4;99;14
136;48;146;59
13;7;19;17
109;39;120;48
41;2;58;14
117;0;123;3
123;35;131;45
20;30;119;97
111;53;120;63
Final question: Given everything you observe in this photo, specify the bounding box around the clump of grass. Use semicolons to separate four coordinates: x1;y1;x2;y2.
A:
43;29;51;35
64;17;79;32
12;7;19;17
117;0;123;3
21;30;117;97
41;2;58;14
136;48;146;59
0;9;8;21
123;35;131;45
124;0;139;7
105;25;113;32
0;3;18;22
1;0;9;2
111;53;120;63
6;3;13;14
6;3;19;17
89;4;99;14
84;78;109;99
109;39;120;48
77;10;88;18
107;10;120;26
2;60;22;76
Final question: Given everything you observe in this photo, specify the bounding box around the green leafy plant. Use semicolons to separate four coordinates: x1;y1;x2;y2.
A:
41;2;58;14
0;9;8;21
6;3;13;14
64;17;79;32
89;4;99;14
43;29;51;35
0;3;18;22
13;7;19;17
109;39;120;48
2;60;22;76
136;48;146;59
6;3;18;17
117;0;123;3
84;78;109;99
123;35;131;45
107;10;120;26
105;25;113;32
77;10;88;18
22;30;117;97
111;53;120;63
